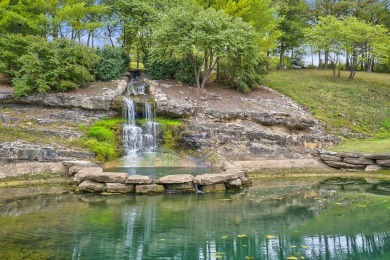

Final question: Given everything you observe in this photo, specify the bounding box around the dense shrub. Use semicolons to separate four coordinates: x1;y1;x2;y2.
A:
93;46;130;81
0;34;99;98
146;56;200;84
219;55;268;93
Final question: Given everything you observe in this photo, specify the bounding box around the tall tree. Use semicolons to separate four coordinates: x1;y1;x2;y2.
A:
277;0;309;69
151;4;263;91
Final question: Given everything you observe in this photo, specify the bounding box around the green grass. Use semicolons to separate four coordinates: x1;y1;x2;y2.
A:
262;69;390;153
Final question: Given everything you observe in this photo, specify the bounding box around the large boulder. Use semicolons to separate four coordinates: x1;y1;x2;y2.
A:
126;175;153;184
78;180;105;193
156;174;194;184
106;183;134;193
136;184;165;194
194;172;243;185
165;182;196;193
87;172;127;184
200;183;226;193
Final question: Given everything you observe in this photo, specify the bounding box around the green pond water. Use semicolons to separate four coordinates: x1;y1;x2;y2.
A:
0;178;389;260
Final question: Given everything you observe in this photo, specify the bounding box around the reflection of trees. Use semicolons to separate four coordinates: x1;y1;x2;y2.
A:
0;180;389;259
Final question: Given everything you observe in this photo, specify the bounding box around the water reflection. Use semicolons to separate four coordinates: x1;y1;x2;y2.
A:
0;179;389;259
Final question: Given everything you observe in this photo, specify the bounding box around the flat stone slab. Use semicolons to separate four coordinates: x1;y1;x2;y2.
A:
136;184;165;194
194;172;241;185
343;157;373;165
365;165;382;172
377;160;390;167
320;154;342;162
323;161;365;169
87;172;127;184
156;174;194;184
365;154;390;160
79;180;105;193
126;175;153;184
106;183;134;193
165;182;196;193
62;160;99;168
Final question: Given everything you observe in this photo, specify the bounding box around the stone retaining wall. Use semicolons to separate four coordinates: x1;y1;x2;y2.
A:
64;161;252;195
319;150;390;171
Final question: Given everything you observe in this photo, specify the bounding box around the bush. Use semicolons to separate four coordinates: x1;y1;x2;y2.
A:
146;56;198;84
219;55;267;93
0;34;100;98
93;46;130;81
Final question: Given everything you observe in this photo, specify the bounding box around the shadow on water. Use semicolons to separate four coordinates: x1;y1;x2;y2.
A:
0;177;389;259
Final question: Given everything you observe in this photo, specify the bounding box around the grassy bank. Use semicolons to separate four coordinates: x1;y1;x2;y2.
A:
262;69;390;153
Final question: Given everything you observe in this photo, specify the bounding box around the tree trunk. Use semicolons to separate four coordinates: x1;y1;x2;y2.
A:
136;47;140;69
87;31;92;47
345;51;350;70
279;44;285;69
318;51;322;69
324;50;329;69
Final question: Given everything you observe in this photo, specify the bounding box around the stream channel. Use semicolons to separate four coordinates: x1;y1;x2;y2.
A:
0;177;389;259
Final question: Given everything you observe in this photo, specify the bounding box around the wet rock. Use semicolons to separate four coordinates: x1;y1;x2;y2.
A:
200;183;226;193
156;174;194;184
78;180;105;193
126;175;153;184
165;182;196;193
136;184;165;194
194;172;241;185
106;183;134;193
226;179;242;188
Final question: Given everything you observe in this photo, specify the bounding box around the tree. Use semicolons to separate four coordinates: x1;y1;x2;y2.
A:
151;4;263;91
305;16;344;79
276;0;309;69
305;15;390;79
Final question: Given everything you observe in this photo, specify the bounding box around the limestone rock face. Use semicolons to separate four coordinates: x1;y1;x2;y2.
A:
343;157;373;165
323;161;365;169
365;165;382;172
79;180;105;192
200;183;226;193
136;184;165;194
126;175;153;184
157;174;194;184
106;183;134;193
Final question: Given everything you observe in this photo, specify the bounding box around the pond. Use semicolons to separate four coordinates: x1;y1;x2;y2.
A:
0;178;389;259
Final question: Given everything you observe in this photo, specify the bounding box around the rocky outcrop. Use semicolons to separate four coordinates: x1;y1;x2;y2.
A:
319;150;390;171
146;79;341;164
1;80;128;111
64;161;251;194
0;142;94;162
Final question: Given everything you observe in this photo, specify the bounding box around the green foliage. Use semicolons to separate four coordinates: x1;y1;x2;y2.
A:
151;3;264;90
82;118;123;162
0;34;99;98
93;45;130;81
146;56;201;84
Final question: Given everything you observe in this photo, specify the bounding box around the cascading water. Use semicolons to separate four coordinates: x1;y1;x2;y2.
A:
127;79;146;95
122;95;159;167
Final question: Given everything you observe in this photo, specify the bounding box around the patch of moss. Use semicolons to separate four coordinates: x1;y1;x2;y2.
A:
81;118;123;162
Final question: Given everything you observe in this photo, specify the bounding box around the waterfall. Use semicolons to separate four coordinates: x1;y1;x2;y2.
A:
127;80;146;96
122;97;159;166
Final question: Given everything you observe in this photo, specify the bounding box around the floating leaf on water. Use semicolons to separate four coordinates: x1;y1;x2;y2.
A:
238;234;247;238
265;235;276;239
242;245;247;247
301;245;309;249
290;245;297;248
160;239;165;241
218;199;232;201
286;256;298;260
240;193;246;195
246;256;254;260
221;236;228;239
